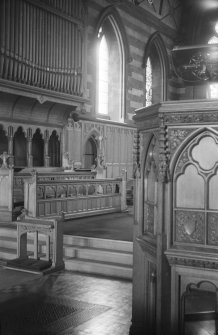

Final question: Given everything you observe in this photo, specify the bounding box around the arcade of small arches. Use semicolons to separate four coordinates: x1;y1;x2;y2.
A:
0;124;61;169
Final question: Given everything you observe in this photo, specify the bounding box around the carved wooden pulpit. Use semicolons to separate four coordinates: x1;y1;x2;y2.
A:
130;99;218;335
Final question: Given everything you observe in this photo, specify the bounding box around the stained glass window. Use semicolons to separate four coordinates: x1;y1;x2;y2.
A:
146;57;152;107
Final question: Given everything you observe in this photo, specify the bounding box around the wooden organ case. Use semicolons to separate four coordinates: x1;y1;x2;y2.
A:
132;99;218;335
0;0;87;102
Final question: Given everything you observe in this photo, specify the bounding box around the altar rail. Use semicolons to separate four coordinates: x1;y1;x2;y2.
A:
24;172;126;219
14;170;96;206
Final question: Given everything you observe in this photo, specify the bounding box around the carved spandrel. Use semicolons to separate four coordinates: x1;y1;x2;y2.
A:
168;128;195;156
175;210;205;244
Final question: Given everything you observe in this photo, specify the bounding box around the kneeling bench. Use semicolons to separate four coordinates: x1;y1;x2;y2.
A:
7;215;64;274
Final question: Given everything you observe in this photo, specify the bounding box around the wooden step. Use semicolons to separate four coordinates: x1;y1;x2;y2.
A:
64;235;133;253
63;245;133;265
0;228;133;280
64;258;132;280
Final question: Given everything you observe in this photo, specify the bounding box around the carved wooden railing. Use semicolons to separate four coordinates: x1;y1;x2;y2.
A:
23;171;126;219
14;169;96;205
0;0;86;96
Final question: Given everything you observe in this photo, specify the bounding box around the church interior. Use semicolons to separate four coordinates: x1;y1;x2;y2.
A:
1;0;218;334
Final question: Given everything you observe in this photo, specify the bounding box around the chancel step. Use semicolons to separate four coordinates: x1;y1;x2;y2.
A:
63;236;133;279
0;228;133;280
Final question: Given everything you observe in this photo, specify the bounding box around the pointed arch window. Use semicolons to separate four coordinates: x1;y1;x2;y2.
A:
98;34;109;115
143;33;169;107
96;13;128;123
145;57;152;107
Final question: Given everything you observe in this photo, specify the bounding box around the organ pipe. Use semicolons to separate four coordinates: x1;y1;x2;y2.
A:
0;0;86;97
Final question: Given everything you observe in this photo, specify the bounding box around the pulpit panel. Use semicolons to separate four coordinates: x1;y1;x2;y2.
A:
173;131;218;248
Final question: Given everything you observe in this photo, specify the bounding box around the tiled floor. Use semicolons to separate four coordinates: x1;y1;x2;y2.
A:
0;268;132;335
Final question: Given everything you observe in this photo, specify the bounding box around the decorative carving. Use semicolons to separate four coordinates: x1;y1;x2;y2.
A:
37;95;47;104
144;203;155;234
175;150;189;175
167;255;218;270
175;210;205;244
168;128;195;155
165;112;218;125
158;114;169;182
208;213;218;245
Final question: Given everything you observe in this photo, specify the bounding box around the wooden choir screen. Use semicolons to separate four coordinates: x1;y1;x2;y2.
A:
0;0;86;95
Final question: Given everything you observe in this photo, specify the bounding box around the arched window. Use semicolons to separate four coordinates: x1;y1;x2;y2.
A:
98;34;109;116
96;11;129;123
208;21;218;98
144;33;169;107
145;57;152;107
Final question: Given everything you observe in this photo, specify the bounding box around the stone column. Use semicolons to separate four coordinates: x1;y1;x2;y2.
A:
27;128;33;167
44;130;50;167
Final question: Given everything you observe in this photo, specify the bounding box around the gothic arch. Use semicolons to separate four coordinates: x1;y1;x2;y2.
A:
143;32;170;103
95;7;130;63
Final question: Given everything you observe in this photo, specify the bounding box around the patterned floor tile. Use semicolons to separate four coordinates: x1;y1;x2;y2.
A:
0;269;132;335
